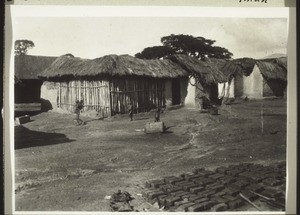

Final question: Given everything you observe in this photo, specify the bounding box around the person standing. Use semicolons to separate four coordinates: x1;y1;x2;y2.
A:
128;103;134;121
75;99;84;125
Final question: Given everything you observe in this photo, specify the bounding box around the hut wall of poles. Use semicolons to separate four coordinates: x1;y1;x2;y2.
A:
110;77;165;115
58;79;111;117
56;76;166;118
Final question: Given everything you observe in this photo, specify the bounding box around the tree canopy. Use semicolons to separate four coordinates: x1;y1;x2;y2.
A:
15;40;35;55
135;34;233;60
135;46;175;60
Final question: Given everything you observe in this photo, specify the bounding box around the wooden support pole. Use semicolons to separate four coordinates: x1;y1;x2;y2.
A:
239;193;261;211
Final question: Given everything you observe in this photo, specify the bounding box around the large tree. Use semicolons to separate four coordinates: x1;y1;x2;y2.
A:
135;46;175;60
15;39;35;55
135;34;233;60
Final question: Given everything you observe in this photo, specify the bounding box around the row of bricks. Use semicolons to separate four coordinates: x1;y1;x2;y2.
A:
216;164;285;177
145;187;284;212
144;183;283;209
160;194;246;211
145;180;283;202
146;168;285;191
144;178;280;201
146;173;237;190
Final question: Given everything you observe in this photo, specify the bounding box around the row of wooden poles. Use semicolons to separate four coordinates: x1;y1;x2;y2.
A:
57;78;166;117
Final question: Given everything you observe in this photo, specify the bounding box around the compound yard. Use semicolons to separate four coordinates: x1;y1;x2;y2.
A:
14;98;287;211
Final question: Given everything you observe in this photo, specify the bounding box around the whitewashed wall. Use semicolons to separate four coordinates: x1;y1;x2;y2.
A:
243;65;263;99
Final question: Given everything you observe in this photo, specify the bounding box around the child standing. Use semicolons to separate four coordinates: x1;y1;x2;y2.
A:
128;103;134;121
75;100;84;125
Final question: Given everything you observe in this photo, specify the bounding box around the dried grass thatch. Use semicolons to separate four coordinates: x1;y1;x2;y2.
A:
218;57;287;82
256;61;287;81
39;54;188;79
168;54;227;85
15;55;57;79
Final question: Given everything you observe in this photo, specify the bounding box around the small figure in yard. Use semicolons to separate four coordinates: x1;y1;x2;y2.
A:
128;103;134;121
75;99;84;125
154;106;161;122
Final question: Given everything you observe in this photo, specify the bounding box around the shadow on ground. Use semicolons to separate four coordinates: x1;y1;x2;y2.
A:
15;126;74;149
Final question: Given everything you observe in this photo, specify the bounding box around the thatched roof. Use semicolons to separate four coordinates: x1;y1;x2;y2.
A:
256;61;287;81
218;57;287;82
168;54;227;84
204;58;228;70
38;54;188;79
15;55;57;79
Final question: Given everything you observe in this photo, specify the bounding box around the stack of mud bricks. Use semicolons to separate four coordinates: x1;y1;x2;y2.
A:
143;162;286;212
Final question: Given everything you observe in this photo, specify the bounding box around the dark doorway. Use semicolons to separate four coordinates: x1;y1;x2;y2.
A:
172;78;181;105
209;83;219;104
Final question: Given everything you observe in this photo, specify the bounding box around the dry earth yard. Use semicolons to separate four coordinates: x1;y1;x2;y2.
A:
14;98;287;211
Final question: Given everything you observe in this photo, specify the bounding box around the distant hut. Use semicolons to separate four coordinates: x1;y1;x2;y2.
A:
218;58;255;101
14;55;56;112
218;57;287;100
38;54;188;118
168;54;227;108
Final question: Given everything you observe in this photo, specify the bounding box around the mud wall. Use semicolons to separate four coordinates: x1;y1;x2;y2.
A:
184;77;196;107
243;65;263;99
40;81;59;110
180;77;189;105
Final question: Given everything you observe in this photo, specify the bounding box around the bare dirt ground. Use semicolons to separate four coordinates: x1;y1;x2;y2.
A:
14;98;286;211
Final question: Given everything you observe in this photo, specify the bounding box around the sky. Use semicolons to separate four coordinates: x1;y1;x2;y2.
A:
12;11;288;60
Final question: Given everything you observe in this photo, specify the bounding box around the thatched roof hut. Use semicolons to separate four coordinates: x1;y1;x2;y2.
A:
168;54;227;85
15;55;57;80
38;54;188;80
14;55;57;106
255;61;287;81
218;57;287;81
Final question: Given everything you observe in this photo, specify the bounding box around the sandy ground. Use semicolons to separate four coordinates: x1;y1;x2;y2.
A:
14;98;286;211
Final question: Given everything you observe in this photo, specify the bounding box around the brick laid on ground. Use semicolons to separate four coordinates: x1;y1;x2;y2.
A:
188;201;217;212
182;182;198;191
190;186;204;194
193;197;209;204
224;188;240;197
207;184;225;193
164;176;185;184
211;203;228;212
176;202;196;212
197;190;217;197
149;179;165;188
227;199;244;210
174;200;189;207
166;186;183;193
170;190;190;198
157;195;168;207
165;196;182;207
193;167;205;173
210;196;230;205
159;184;174;192
229;180;250;190
193;178;214;186
209;173;224;180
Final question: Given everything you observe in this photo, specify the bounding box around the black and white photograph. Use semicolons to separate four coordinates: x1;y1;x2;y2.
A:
6;3;296;214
